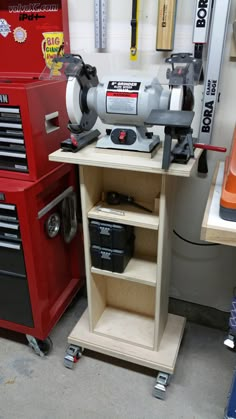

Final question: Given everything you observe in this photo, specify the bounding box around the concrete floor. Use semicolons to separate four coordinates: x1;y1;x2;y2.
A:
0;294;235;419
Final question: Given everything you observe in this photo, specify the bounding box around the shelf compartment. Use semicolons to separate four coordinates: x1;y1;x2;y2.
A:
94;306;154;349
81;166;161;231
90;227;158;286
91;274;156;349
88;201;159;230
91;256;157;287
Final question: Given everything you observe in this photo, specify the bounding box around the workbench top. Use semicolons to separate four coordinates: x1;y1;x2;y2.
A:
49;143;202;177
201;161;236;246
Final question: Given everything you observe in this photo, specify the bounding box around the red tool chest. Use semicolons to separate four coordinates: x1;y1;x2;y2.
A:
0;163;84;341
0;0;70;181
0;1;85;353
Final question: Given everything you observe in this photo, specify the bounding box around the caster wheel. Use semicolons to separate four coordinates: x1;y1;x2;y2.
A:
64;344;83;369
153;372;171;400
26;334;53;357
36;337;53;356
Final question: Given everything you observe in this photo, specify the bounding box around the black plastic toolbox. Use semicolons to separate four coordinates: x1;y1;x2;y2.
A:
89;220;134;250
90;240;134;273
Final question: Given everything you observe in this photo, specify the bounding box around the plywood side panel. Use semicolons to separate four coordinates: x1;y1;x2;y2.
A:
154;175;176;349
90;274;106;329
79;166;103;330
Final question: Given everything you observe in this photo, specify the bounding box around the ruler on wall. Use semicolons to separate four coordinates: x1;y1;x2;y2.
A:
94;0;107;50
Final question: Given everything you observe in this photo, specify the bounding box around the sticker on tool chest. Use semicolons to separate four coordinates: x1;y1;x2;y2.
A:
0;19;11;38
106;81;140;115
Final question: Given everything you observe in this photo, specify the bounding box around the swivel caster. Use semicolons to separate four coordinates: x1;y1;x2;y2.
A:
64;344;84;369
224;333;236;351
153;372;171;400
26;335;53;357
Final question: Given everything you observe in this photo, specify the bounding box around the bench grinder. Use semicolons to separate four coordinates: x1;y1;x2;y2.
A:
55;53;200;169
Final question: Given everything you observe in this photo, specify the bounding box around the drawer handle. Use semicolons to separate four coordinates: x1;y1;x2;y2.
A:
0;222;19;230
0;122;22;129
0;204;15;210
0;107;20;114
0;137;24;144
0;151;26;158
0;240;20;250
38;186;74;219
45;111;59;134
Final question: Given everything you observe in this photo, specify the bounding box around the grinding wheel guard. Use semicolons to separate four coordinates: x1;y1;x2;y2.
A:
41;54;99;133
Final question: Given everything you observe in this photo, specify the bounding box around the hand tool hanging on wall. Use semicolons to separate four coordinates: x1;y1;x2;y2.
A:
94;0;107;50
194;0;231;174
130;0;139;60
156;0;178;51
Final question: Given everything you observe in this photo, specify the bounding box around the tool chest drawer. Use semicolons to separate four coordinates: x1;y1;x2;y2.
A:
0;203;18;221
0;221;21;240
0;271;33;327
0;203;25;274
0;107;28;173
0;240;26;275
0;203;20;239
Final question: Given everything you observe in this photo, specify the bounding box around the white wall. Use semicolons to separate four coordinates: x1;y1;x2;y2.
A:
67;0;236;311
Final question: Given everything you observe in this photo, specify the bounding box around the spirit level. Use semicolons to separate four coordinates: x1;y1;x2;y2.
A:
192;0;213;44
198;0;231;145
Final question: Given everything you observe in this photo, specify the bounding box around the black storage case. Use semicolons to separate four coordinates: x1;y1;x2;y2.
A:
91;241;134;273
89;220;134;250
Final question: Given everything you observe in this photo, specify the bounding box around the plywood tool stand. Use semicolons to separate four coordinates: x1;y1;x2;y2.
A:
49;145;201;398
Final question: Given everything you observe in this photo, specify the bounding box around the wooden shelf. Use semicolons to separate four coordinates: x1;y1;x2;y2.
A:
91;256;157;287
94;306;154;349
68;309;186;373
49;144;202;177
88;201;159;230
201;162;236;246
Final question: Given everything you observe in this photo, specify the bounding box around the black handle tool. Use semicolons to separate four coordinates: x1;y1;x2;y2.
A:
106;191;152;213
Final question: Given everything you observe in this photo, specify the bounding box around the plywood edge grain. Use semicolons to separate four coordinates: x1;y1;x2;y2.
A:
201;162;220;241
49;147;202;177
